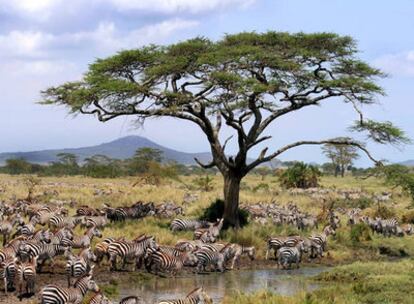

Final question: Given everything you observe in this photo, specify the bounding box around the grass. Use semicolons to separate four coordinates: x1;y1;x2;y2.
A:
1;173;414;303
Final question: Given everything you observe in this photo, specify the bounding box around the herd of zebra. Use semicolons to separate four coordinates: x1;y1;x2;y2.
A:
0;190;412;303
347;208;414;237
0;200;213;304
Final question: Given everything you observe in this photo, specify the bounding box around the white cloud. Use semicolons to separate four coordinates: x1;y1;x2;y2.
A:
374;51;414;77
0;18;198;60
102;0;256;13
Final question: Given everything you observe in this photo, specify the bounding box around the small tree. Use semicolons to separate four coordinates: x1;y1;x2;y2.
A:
322;137;360;177
22;175;41;201
279;162;321;189
129;147;163;174
41;31;409;227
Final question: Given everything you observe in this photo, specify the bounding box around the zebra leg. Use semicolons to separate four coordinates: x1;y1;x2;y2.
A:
265;248;269;260
4;277;7;294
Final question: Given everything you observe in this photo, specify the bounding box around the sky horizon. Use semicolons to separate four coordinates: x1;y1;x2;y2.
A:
1;0;413;166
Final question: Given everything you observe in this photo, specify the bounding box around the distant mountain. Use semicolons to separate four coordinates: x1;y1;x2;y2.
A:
399;160;414;167
0;136;283;167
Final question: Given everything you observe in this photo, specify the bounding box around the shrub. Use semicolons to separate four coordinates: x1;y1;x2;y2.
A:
402;210;414;223
192;175;214;192
278;162;321;189
373;205;396;219
350;223;372;244
199;199;249;228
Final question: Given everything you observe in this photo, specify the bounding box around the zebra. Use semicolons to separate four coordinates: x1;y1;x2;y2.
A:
296;215;318;230
147;248;198;276
309;225;336;252
378;218;398;237
16;256;37;300
71;226;102;249
0;256;16;294
157;287;213;304
194;218;224;241
277;241;307;269
170;219;212;232
82;216;109;229
88;291;113;304
108;235;158;271
18;242;68;273
76;206;102;217
14;215;40;237
93;237;126;266
66;248;97;287
49;215;83;230
0;214;24;245
194;246;227;273
223;244;256;270
266;236;302;260
51;227;74;246
175;240;205;252
0;236;26;262
28;229;52;244
40;273;100;304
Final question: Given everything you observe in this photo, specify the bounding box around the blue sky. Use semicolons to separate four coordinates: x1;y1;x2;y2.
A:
0;0;413;166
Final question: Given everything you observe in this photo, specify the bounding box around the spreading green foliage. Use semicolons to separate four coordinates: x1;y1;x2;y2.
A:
278;162;321;189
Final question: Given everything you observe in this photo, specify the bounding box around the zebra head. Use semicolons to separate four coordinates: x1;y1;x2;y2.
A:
83;247;98;263
12;214;25;227
90;227;103;238
182;251;198;267
245;246;256;261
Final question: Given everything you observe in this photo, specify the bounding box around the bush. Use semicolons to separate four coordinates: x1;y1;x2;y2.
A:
199;199;249;228
350;223;372;244
278;162;321;189
373;205;396;219
334;197;374;210
402;210;414;223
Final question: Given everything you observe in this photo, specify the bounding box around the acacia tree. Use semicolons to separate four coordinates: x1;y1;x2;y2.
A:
41;32;409;227
322;137;360;177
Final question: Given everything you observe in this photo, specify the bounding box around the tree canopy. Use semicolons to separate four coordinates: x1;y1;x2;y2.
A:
41;31;409;226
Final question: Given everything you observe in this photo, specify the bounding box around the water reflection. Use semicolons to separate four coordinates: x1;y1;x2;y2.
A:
118;267;326;303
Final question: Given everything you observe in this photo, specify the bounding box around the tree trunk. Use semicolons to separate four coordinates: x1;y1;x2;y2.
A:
223;173;242;228
341;165;345;177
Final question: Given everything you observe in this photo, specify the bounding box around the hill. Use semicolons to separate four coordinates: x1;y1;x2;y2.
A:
0;136;282;167
400;160;414;167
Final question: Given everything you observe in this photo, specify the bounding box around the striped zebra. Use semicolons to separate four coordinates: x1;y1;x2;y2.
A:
51;227;74;246
71;226;102;249
108;235;158;271
265;235;302;260
82;216;108;229
18;241;68;273
0;236;26;263
14;215;40;237
377;218;398;237
93;237;126;266
157;287;213;304
88;291;113;304
175;240;204;252
170;219;212;232
28;229;51;244
0;214;24;245
194;246;227;273
147;248;198;276
76;206;102;217
277;242;307;269
16;256;37;300
224;244;256;270
40;274;100;304
194;219;224;241
309;225;336;252
66;248;97;287
49;215;83;230
0;257;16;294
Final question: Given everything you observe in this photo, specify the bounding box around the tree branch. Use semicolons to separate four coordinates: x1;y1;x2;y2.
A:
246;139;381;171
194;158;216;169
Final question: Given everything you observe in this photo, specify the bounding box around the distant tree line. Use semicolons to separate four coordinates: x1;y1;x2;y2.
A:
0;148;218;178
